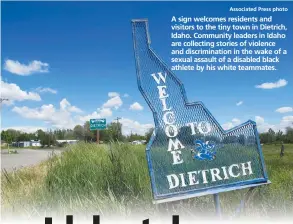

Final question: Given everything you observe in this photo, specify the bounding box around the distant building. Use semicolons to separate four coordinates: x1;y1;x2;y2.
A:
12;141;31;147
131;140;142;145
31;140;41;147
11;140;42;148
56;140;79;145
131;140;146;145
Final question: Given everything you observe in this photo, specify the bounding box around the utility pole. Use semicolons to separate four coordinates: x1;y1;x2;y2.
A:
96;129;100;144
114;117;121;140
49;129;51;147
47;128;50;147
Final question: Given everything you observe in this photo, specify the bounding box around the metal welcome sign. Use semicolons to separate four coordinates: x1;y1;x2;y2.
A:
131;19;270;204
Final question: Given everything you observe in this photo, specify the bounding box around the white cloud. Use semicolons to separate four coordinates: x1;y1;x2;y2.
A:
276;107;293;113
60;98;83;113
36;87;57;94
4;59;49;76
12;99;80;129
236;101;243;106
255;115;293;133
279;116;293;131
1;80;41;105
103;96;123;109
222;118;241;130
129;102;144;111
8;92;153;136
123;93;129;98
255;116;265;125
255;117;275;133
108;92;119;98
98;108;112;117
231;118;241;125
255;79;287;89
222;123;234;130
78;108;113;123
221;115;293;133
2;126;46;133
9;91;125;130
119;118;153;135
76;92;127;123
68;106;83;113
11;97;114;129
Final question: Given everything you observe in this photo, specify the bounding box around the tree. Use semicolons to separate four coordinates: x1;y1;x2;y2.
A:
259;132;269;144
238;134;245;145
285;127;293;143
54;129;66;140
104;122;124;142
128;133;145;142
83;121;94;142
17;133;31;141
3;129;21;142
276;130;283;143
99;129;110;143
223;135;238;144
1;130;13;144
267;128;276;143
36;129;46;139
73;125;84;140
176;125;197;146
145;128;154;143
64;130;74;140
246;136;256;146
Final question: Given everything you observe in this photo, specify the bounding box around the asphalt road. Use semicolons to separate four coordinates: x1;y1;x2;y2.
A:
1;148;64;172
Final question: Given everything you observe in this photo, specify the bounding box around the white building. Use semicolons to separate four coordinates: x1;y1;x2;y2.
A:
131;140;146;145
12;141;32;148
56;140;79;145
30;140;41;147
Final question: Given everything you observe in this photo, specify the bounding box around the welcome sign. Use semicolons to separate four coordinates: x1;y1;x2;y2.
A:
131;19;270;203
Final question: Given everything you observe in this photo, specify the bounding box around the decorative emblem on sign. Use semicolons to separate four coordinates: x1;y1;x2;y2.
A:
131;19;269;203
192;140;217;161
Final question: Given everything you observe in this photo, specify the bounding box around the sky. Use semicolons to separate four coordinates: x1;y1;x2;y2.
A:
1;1;293;135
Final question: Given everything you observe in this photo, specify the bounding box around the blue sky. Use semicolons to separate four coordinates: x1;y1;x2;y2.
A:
1;1;293;135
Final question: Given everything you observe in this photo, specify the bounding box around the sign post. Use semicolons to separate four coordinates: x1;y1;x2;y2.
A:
96;130;100;144
213;194;222;218
131;19;270;214
90;119;106;144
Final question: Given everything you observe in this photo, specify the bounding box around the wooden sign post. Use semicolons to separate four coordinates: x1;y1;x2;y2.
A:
96;130;100;144
90;119;106;144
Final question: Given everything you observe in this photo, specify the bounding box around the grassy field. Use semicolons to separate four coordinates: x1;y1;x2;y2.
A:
1;143;293;219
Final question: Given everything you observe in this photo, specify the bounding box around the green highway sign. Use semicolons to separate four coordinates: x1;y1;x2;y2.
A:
90;118;106;130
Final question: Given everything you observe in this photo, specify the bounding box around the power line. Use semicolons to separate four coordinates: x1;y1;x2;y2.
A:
114;117;121;123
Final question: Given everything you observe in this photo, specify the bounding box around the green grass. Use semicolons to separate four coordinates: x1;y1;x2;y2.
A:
1;143;293;219
1;146;41;150
1;146;20;150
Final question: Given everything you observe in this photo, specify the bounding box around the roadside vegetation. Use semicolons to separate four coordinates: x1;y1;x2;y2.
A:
1;142;293;219
1;121;153;149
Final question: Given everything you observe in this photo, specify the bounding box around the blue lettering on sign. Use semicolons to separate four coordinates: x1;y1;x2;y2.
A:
132;19;269;203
